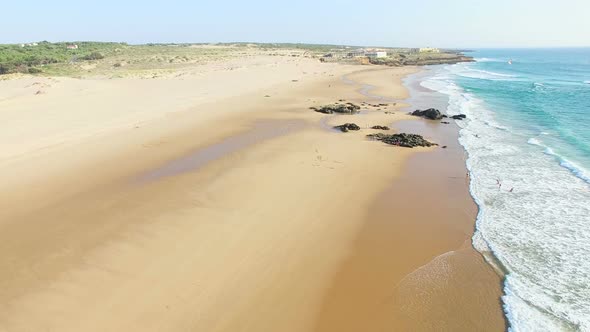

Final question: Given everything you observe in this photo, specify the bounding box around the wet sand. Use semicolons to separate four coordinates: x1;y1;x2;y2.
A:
314;70;506;331
0;60;505;331
314;118;507;331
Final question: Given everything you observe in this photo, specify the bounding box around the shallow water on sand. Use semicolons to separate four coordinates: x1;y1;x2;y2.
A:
137;119;306;183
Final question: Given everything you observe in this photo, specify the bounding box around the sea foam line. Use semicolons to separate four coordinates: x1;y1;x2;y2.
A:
422;64;590;331
528;138;590;184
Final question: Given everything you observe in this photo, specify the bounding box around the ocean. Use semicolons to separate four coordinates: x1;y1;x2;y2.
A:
421;49;590;331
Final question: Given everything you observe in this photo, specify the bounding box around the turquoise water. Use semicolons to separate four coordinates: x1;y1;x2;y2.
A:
422;49;590;331
463;49;590;180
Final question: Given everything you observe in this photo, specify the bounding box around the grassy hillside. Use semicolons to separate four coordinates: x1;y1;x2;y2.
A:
0;41;125;74
0;42;250;77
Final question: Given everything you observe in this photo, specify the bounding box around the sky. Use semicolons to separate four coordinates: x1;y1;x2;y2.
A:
2;0;589;48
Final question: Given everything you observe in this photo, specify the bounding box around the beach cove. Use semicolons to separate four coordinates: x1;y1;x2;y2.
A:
0;54;505;331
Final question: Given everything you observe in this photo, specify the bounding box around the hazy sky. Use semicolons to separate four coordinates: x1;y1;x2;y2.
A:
2;0;589;48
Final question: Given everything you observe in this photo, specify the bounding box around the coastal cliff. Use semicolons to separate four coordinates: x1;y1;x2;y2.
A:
369;52;474;66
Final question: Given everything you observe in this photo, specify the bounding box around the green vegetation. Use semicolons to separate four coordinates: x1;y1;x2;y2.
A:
226;42;350;54
0;41;125;75
0;42;240;77
0;41;471;78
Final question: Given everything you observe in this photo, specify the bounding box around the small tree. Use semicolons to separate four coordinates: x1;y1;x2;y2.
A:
83;52;104;61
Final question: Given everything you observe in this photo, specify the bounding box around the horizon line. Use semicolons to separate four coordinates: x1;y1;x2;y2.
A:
2;40;590;50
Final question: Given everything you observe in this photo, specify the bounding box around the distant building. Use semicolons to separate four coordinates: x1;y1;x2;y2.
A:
366;51;387;58
347;49;388;58
347;49;367;58
67;44;78;49
419;47;440;53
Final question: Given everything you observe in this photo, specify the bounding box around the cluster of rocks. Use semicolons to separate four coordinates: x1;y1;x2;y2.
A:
311;103;361;114
334;123;361;132
362;102;391;108
410;108;467;121
366;133;437;148
333;123;391;133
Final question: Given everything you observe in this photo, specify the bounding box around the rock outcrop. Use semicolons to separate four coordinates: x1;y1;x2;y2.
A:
450;114;467;120
312;103;361;114
334;123;361;132
411;108;444;120
367;133;437;148
370;125;390;130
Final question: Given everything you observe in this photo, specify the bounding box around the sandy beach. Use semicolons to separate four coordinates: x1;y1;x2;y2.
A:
0;53;505;331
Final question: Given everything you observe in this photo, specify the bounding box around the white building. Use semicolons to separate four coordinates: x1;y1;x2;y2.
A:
365;51;387;58
419;47;440;53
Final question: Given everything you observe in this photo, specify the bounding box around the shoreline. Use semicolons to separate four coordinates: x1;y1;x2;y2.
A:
426;50;590;330
312;68;506;331
0;58;505;331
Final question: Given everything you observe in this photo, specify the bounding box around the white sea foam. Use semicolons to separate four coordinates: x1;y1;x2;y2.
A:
528;137;590;184
527;138;542;146
424;65;590;332
584;80;590;84
475;57;503;63
447;64;519;81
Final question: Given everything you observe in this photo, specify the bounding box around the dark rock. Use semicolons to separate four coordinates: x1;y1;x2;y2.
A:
441;121;450;124
371;125;390;130
450;114;467;120
334;123;361;132
314;103;361;114
442;145;447;149
367;133;437;148
411;108;443;120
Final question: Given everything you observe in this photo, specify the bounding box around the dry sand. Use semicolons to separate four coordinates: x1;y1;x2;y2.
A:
0;55;504;331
